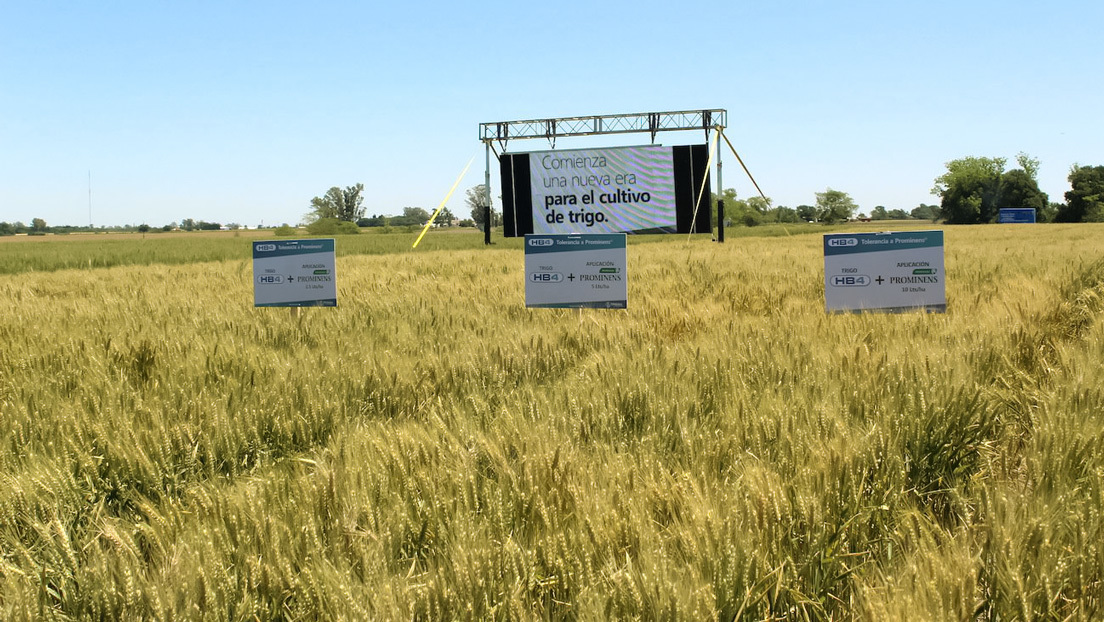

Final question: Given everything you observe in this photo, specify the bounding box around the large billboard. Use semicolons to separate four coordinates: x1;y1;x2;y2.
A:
500;144;711;237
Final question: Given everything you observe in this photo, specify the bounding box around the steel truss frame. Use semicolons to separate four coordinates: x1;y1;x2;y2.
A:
479;109;726;148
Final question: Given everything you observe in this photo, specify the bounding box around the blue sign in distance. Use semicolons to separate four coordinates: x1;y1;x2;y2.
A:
998;208;1036;223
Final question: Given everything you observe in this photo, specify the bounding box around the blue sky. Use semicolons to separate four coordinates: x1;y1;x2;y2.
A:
2;0;1101;227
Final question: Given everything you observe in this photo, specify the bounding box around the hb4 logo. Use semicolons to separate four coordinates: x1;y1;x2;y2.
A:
529;272;563;283
830;275;870;287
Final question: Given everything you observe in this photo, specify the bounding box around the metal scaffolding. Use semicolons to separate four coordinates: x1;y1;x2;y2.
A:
479;109;726;147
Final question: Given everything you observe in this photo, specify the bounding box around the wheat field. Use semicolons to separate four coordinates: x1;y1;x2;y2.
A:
1;225;1102;620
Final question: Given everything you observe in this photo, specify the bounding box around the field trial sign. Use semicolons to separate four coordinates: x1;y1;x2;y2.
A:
998;208;1036;223
824;230;945;313
253;239;337;307
525;234;627;308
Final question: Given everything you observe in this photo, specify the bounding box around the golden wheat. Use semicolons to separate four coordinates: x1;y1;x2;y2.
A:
0;225;1101;620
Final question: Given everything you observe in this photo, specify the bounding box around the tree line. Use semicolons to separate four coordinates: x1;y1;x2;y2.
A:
0;218;49;236
712;153;1102;226
14;155;1096;237
0;219;252;236
932;155;1103;223
305;184;494;232
303;156;1102;235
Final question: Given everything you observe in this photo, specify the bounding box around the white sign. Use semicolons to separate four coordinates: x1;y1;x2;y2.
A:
824;230;945;313
525;234;627;308
253;239;337;307
529;146;677;234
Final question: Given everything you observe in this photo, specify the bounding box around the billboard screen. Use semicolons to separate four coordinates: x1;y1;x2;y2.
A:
500;144;711;237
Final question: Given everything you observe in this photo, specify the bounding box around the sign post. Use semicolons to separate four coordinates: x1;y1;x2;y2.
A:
253;239;337;308
824;230;945;313
524;234;627;309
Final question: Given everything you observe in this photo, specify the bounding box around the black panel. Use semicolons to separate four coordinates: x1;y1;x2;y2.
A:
673;144;712;234
691;143;712;234
499;154;515;235
499;153;533;238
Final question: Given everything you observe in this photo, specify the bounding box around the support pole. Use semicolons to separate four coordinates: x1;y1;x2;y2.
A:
484;140;492;245
716;127;724;243
717;200;725;243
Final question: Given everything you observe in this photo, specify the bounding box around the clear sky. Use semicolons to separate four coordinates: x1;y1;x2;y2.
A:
2;0;1101;227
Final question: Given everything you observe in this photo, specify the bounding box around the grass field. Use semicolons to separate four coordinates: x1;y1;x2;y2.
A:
1;225;1102;620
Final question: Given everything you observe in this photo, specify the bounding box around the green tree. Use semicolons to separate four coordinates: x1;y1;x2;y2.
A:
796;205;817;222
737;208;763;227
1041;202;1061;223
403;207;431;225
311;187;342;220
465;185;500;230
746;196;772;214
815;188;857;224
340;184;365;221
306;218;360;235
934;154;1047;223
712;188;738;205
0;222;15;236
357;214;388;227
712;189;773;227
997;169;1048;219
772;206;799;223
308;183;365;223
1058;165;1104;222
870;205;888;220
181;218;196;231
31;218;47;232
932;156;1007;224
434;207;456;226
887;208;910;220
910;204;940;221
1016;151;1041;181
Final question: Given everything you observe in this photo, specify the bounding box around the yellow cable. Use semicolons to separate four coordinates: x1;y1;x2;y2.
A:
719;129;769;202
413;156;475;249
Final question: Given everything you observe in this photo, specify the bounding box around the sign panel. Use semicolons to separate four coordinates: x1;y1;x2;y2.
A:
253;239;337;307
529;146;675;234
824;231;945;313
524;234;627;309
998;208;1036;223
